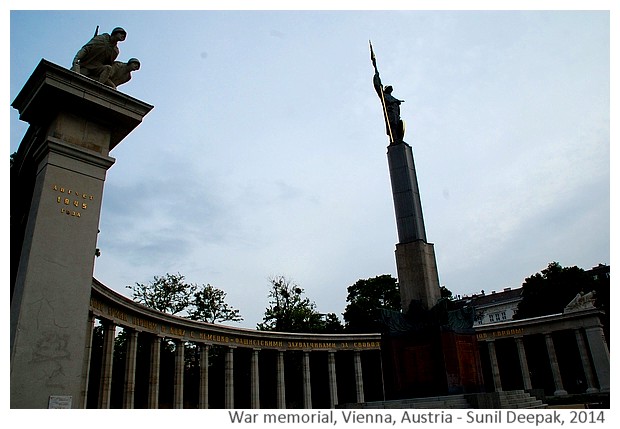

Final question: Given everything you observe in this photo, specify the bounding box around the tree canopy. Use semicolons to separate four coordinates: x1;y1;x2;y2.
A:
514;261;606;320
127;272;242;324
257;275;343;333
342;274;400;333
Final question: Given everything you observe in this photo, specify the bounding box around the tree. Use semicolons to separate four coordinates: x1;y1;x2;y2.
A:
343;274;401;333
257;276;334;333
188;284;243;324
514;261;599;320
127;272;196;315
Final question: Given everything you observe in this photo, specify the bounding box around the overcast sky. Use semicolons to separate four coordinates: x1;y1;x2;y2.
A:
7;3;613;329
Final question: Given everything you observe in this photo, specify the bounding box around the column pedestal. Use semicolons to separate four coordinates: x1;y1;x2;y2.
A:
10;59;152;408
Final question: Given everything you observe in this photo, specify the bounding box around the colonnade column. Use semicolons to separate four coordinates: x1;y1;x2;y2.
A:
148;336;161;409
173;340;185;408
98;322;116;408
123;329;139;408
574;329;598;393
353;351;364;403
225;346;235;408
544;333;567;396
199;344;210;409
251;349;260;409
302;351;312;409
327;351;338;408
80;314;96;408
486;339;502;392
276;350;286;409
585;326;610;392
514;336;532;390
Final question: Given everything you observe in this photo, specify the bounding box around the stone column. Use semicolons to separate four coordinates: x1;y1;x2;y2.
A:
173;340;185;408
251;349;261;409
80;314;96;408
585;326;610;392
225;346;235;409
199;344;210;409
276;350;286;409
327;351;338;409
514;336;532;390
353;351;365;403
486;340;502;392
574;329;598;393
148;336;162;409
98;322;116;409
10;60;152;408
123;329;139;409
302;351;312;409
544;333;567;396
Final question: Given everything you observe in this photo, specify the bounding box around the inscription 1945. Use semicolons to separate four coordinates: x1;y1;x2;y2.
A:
52;184;94;218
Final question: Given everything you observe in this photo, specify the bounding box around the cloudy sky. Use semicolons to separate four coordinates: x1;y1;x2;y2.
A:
8;2;613;329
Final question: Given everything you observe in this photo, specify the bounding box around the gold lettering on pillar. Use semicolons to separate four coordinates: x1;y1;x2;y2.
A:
52;184;95;218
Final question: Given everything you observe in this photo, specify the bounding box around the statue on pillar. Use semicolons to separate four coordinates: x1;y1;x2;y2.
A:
370;41;405;144
71;26;139;89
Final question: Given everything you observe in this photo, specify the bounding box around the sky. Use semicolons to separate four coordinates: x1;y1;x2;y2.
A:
7;2;614;330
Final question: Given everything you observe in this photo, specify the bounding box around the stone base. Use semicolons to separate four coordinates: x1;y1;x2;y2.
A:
395;240;441;311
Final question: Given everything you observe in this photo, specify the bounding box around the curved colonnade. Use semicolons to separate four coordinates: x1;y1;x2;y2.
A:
86;279;382;409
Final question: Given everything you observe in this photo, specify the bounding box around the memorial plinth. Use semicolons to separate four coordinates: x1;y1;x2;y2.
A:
10;59;153;408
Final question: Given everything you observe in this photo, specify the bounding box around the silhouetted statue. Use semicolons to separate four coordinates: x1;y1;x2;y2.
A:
71;27;127;86
370;41;405;144
106;58;141;89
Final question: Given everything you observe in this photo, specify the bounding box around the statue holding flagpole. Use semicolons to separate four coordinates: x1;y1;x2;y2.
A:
370;41;405;144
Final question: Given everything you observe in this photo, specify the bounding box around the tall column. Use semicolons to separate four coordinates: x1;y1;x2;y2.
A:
276;350;286;409
148;336;162;409
585;326;610;392
486;340;502;392
10;59;152;408
514;336;532;390
574;329;598;393
173;340;185;409
225;346;235;409
327;351;338;408
387;142;441;311
80;314;96;408
302;351;312;409
251;349;261;409
353;351;365;403
98;322;116;409
544;333;567;396
199;344;210;409
123;329;139;409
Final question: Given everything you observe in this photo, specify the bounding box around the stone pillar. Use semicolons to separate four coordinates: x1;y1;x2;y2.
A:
199;344;210;409
544;333;567;396
123;329;139;409
302;351;312;409
387;142;441;311
353;351;365;403
251;349;261;409
574;329;598;393
148;336;162;409
10;59;152;408
225;346;235;409
486;340;502;392
514;336;532;390
173;340;185;409
276;350;286;409
80;314;96;408
98;322;116;409
327;351;338;408
585;326;610;392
